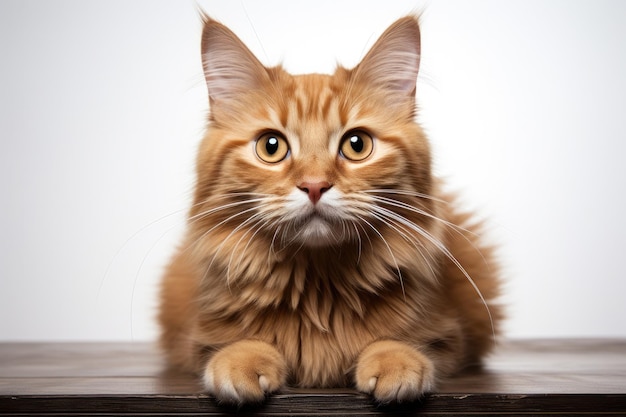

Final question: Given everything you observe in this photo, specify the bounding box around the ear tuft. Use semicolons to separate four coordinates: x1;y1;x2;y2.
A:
354;16;421;97
201;16;268;103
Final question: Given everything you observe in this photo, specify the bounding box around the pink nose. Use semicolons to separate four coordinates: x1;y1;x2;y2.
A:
297;181;332;204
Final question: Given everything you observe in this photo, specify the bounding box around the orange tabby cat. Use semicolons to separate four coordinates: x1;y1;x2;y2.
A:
159;14;502;405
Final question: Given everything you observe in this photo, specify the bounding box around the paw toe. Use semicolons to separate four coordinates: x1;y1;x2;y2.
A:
355;340;436;403
202;340;287;405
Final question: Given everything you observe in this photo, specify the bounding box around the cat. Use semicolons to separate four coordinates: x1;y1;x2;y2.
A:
158;13;502;405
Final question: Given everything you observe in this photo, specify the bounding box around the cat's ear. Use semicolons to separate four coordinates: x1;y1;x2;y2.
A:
201;16;269;104
353;16;421;98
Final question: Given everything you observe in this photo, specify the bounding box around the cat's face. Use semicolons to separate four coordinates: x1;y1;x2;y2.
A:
192;16;433;250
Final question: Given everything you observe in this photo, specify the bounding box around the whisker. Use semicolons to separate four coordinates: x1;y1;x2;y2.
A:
101;193;274;335
130;222;178;342
227;212;273;284
369;194;477;237
351;222;363;265
184;194;281;255
203;205;271;277
224;212;266;285
103;195;260;334
355;214;406;299
279;218;307;250
188;197;268;223
373;205;496;341
363;188;448;204
367;194;490;270
98;205;190;300
356;220;374;252
369;207;438;281
269;225;282;263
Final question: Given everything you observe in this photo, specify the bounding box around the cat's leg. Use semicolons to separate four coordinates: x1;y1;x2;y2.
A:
354;340;435;403
203;339;287;405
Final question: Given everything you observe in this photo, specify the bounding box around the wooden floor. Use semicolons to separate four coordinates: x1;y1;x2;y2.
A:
1;339;625;415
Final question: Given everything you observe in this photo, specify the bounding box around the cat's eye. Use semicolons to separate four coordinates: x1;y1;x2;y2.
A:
340;130;374;161
255;132;290;163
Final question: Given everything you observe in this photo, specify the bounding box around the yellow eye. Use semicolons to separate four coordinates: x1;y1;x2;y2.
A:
340;130;374;161
255;132;289;163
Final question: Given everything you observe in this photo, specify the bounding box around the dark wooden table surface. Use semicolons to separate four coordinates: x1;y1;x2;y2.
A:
1;339;625;415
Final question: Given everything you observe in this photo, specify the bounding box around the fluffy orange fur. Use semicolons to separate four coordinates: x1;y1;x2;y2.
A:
159;15;503;405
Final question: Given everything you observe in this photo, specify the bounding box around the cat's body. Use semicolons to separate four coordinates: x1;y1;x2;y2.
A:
159;15;502;405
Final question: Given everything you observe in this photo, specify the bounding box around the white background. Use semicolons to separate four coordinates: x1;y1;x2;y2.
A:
2;0;625;341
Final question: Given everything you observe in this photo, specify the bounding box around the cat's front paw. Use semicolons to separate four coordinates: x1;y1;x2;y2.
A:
203;340;287;405
355;340;435;403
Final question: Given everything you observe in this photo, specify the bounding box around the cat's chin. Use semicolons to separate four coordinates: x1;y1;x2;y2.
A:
295;216;344;248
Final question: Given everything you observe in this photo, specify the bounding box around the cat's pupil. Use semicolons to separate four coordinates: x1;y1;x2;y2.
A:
350;135;364;153
266;137;279;155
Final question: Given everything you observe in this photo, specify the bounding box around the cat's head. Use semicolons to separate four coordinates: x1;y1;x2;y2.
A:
191;15;434;251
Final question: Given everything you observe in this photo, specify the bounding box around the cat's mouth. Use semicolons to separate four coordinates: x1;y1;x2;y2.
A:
292;210;344;247
298;216;337;247
301;203;346;225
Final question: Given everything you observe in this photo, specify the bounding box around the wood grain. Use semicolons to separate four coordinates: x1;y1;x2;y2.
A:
1;339;625;415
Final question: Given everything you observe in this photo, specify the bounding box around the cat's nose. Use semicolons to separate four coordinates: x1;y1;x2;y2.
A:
297;181;332;204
